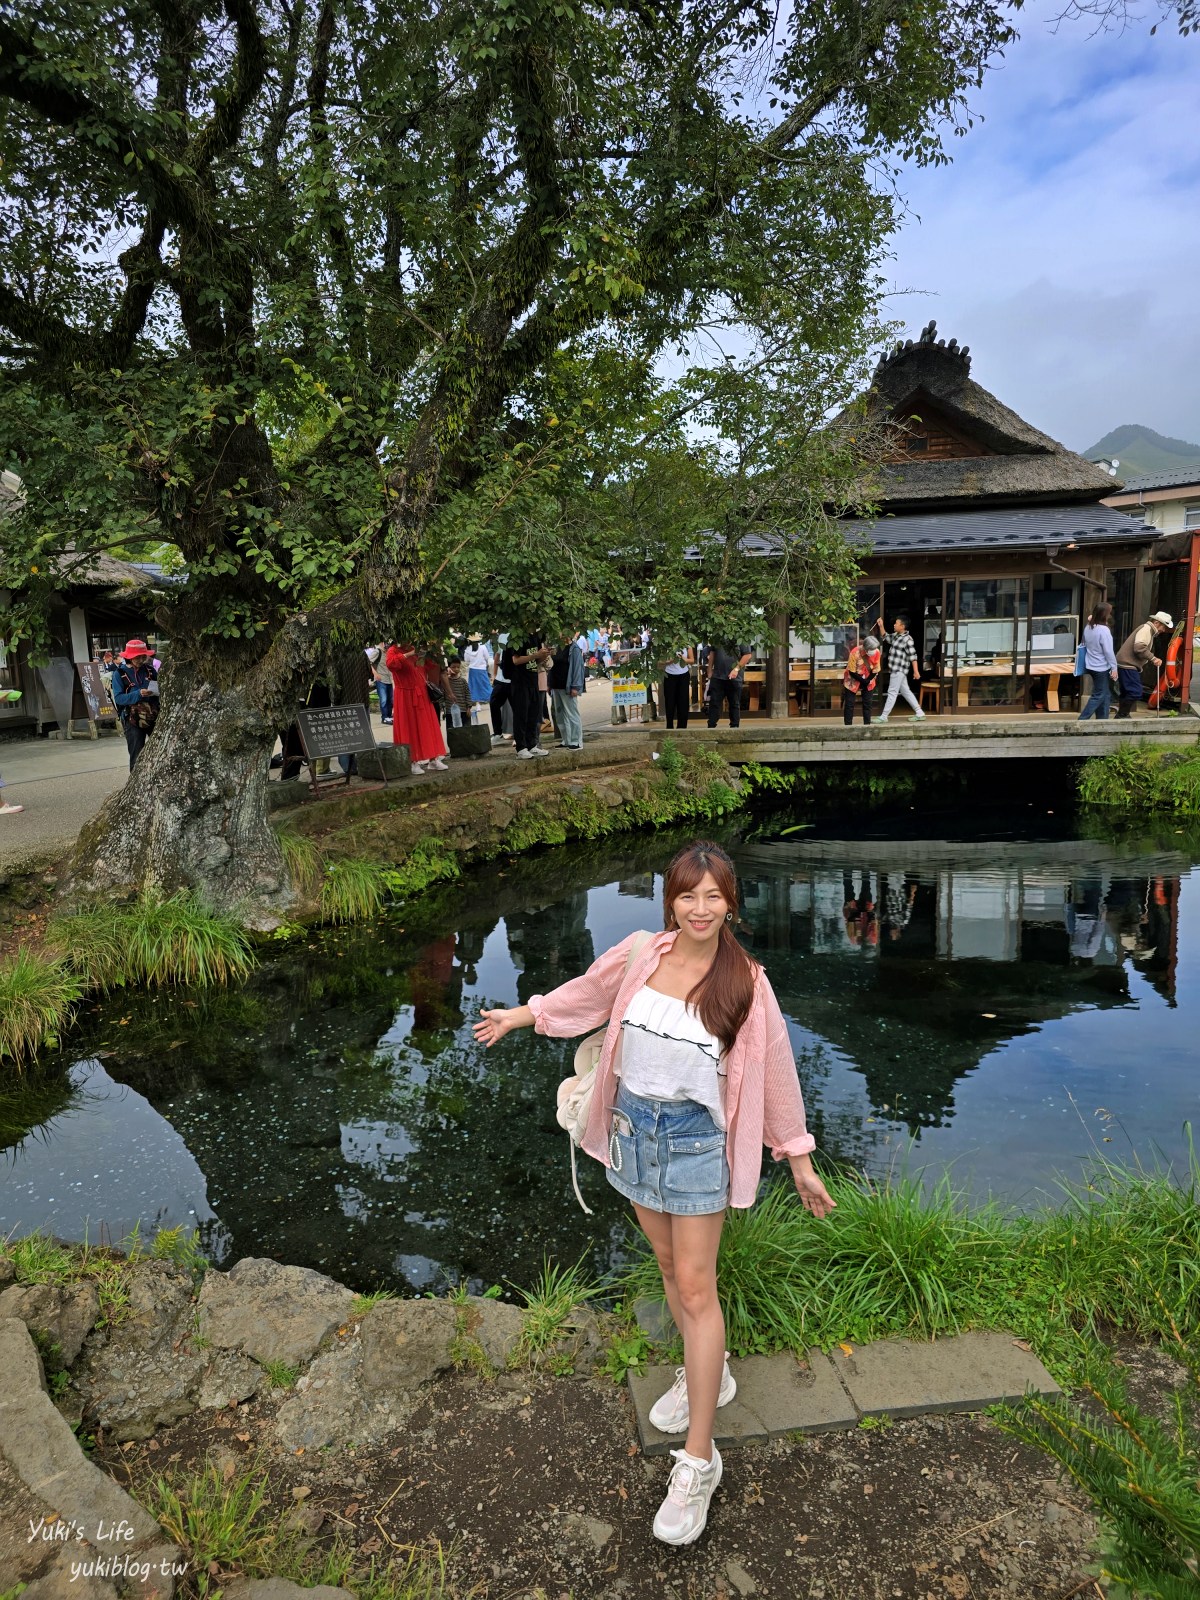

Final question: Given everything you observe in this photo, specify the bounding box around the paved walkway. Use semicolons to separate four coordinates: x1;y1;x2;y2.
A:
0;681;625;873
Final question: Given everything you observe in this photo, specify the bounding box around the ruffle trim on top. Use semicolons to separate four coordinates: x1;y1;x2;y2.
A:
620;985;722;1065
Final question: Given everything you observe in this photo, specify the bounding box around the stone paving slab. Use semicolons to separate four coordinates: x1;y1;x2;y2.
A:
832;1331;1061;1420
629;1350;856;1456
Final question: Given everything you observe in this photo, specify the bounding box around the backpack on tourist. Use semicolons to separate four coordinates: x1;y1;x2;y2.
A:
556;929;652;1213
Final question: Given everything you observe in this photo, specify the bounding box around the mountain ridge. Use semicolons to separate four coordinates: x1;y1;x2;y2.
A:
1082;424;1200;481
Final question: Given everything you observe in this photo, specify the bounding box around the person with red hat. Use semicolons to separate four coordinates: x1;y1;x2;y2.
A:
111;638;160;770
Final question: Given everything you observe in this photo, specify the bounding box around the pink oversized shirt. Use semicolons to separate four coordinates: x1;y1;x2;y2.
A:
527;928;816;1209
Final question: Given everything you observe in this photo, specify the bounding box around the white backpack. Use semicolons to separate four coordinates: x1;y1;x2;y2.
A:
556;930;652;1213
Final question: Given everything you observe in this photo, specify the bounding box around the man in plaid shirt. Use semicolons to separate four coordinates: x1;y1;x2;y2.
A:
877;616;926;723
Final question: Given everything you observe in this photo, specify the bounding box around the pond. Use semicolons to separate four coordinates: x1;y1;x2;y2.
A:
3;805;1198;1295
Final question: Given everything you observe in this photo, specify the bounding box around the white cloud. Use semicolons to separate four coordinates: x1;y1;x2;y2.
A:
884;3;1200;451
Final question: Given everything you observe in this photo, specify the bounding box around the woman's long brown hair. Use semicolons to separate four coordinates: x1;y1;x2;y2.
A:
662;841;758;1054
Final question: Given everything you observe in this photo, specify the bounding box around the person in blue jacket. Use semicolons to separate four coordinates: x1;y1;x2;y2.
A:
110;638;159;770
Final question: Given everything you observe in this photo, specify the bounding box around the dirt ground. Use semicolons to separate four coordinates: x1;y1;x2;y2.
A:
98;1366;1108;1600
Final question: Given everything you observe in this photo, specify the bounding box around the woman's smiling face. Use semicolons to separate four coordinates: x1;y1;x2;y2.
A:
671;870;729;943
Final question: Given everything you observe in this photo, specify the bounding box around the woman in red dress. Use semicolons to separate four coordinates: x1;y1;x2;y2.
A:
385;642;448;774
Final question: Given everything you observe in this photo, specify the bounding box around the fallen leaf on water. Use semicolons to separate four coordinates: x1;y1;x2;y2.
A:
981;1012;996;1019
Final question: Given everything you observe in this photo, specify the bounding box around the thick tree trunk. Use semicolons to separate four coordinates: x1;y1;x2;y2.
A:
60;671;293;929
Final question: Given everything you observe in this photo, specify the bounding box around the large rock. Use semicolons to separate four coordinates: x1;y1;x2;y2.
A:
0;1254;15;1286
0;1280;101;1368
460;1296;525;1371
73;1261;261;1441
273;1298;458;1453
224;1582;353;1600
0;1318;181;1598
196;1258;357;1368
359;1297;458;1391
356;742;412;781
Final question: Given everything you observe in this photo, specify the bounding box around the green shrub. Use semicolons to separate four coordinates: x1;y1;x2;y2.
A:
996;1357;1200;1600
0;949;84;1066
49;891;255;991
1080;744;1200;815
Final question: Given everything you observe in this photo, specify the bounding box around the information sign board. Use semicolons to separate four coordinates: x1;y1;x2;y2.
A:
296;703;378;760
612;678;647;707
76;661;117;721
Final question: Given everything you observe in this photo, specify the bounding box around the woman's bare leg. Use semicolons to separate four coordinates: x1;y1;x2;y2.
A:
633;1202;686;1338
670;1210;726;1461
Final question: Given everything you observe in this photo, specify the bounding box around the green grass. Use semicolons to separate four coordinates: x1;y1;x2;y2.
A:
319;857;389;924
351;1288;398;1314
617;1148;1200;1381
276;826;325;897
48;890;255;991
140;1452;454;1599
261;1359;299;1388
0;948;84;1067
512;1254;602;1366
1;1224;208;1325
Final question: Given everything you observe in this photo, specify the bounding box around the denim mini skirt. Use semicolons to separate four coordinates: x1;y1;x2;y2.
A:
605;1080;730;1216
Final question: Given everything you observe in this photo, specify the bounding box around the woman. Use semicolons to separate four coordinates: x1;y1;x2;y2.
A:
841;631;880;726
385;642;448;774
663;644;694;729
473;841;834;1546
1078;601;1119;721
462;634;493;715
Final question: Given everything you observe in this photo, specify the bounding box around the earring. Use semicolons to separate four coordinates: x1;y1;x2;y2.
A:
725;911;734;923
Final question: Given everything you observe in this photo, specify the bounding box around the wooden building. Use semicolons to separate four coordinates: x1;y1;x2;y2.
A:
753;324;1166;717
1;474;163;734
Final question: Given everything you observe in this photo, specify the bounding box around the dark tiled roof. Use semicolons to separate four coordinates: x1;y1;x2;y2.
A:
1109;467;1200;494
845;502;1158;554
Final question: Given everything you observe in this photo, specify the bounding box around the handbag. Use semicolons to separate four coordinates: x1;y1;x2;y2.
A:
426;679;446;711
1074;642;1088;678
556;929;652;1214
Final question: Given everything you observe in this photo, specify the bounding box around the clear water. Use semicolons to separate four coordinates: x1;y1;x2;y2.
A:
3;811;1197;1294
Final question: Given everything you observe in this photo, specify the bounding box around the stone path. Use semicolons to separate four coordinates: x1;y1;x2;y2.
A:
628;1330;1060;1457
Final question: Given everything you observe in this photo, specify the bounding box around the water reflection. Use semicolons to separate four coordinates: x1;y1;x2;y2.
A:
1;824;1196;1291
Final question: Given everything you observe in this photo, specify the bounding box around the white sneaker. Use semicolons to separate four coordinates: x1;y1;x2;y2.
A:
490;734;506;744
653;1446;723;1545
410;761;426;774
515;748;535;760
649;1356;737;1434
0;801;24;815
915;712;926;720
876;716;888;724
531;746;550;758
429;757;448;770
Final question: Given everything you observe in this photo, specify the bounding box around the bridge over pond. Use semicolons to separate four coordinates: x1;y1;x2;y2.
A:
650;715;1200;765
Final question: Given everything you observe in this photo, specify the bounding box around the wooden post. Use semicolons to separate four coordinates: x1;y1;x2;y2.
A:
768;611;789;719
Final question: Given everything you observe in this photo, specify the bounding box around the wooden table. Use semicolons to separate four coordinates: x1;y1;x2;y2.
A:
952;662;1074;711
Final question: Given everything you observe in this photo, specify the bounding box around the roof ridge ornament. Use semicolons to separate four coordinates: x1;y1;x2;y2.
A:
874;319;971;376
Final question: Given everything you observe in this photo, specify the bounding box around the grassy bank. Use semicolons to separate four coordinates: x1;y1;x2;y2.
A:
1079;741;1200;814
618;1154;1200;1382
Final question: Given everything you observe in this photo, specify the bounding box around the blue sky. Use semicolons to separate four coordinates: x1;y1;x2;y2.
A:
883;3;1200;453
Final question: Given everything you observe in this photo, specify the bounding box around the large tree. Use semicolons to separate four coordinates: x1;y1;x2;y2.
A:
0;0;1015;924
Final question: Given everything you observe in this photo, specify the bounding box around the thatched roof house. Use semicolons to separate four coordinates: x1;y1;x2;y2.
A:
860;323;1123;510
750;324;1179;718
